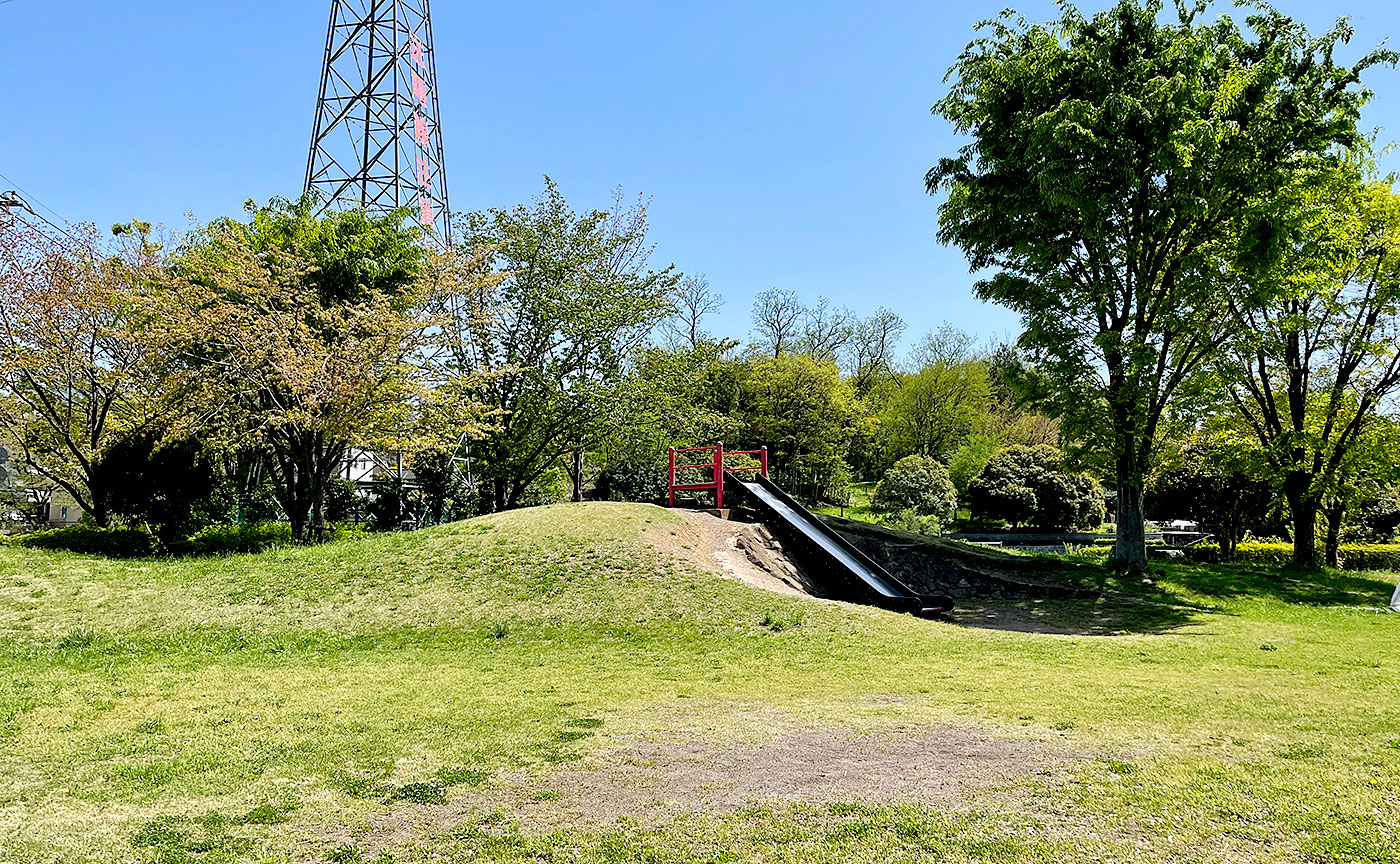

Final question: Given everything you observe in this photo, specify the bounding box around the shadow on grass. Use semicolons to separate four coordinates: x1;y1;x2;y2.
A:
943;596;1199;636
943;558;1396;637
821;517;1398;636
1153;561;1397;607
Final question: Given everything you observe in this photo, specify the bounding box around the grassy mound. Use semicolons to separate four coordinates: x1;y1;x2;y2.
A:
1;502;1398;863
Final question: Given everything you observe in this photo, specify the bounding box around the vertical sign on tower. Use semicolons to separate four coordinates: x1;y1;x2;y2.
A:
306;0;451;243
409;31;435;228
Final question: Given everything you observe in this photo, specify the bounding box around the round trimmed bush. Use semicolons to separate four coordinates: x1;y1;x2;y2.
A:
872;455;958;520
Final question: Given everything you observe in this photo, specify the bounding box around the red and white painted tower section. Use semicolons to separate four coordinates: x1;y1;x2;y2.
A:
306;0;451;242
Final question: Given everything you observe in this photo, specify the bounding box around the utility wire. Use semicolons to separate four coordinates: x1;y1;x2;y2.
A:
0;171;87;245
0;171;71;225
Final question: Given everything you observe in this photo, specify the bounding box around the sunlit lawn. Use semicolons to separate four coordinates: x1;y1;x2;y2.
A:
1;502;1397;862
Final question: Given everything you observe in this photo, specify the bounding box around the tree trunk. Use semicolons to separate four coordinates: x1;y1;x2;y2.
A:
1284;471;1319;569
309;466;327;543
1113;480;1149;568
87;501;110;528
1323;499;1345;569
570;450;584;503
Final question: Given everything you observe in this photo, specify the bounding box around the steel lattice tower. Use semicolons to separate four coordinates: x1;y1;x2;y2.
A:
306;0;451;242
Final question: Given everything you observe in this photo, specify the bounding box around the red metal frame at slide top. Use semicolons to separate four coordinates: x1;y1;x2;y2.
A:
667;443;768;509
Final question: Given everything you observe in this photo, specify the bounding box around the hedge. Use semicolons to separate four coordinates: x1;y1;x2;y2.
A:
16;525;159;559
1185;542;1400;571
168;523;294;557
14;522;295;559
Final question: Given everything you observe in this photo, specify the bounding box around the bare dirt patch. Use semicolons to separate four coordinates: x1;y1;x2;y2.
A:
646;511;829;599
509;725;1058;828
329;724;1072;854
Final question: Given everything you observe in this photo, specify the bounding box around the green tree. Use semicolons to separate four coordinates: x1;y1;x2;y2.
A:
148;197;467;543
1219;178;1400;568
877;360;991;466
1147;433;1277;561
738;354;859;501
0;219;160;526
929;0;1392;566
947;434;1001;495
1319;417;1400;565
445;180;678;511
872;455;958;521
969;445;1104;532
590;342;743;500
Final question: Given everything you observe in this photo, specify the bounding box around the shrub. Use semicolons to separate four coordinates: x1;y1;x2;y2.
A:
170;523;294;557
17;525;159;558
1184;542;1400;571
594;458;669;504
1334;544;1400;571
90;434;225;542
880;508;944;535
324;479;367;524
967;445;1104;532
948;435;1001;494
871;455;957;519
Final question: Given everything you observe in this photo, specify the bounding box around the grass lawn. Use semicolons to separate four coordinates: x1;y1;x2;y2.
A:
811;481;879;522
2;501;1398;863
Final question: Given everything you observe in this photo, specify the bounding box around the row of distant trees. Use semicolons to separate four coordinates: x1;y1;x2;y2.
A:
2;152;1398;567
0;176;1105;550
4;0;1400;572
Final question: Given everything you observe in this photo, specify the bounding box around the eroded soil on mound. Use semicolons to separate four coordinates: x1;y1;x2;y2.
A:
646;511;829;599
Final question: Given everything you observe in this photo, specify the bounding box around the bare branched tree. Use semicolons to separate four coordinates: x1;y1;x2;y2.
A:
799;297;854;362
751;288;804;358
911;323;979;369
662;274;724;350
846;309;906;396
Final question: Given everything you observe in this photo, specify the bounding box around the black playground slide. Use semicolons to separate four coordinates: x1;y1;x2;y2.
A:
727;472;954;617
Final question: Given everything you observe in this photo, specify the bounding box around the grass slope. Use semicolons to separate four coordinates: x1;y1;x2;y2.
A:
1;502;1398;863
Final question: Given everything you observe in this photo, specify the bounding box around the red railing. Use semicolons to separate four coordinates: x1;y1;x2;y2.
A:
667;443;768;509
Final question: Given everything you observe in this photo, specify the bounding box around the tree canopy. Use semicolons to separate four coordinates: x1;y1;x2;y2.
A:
929;0;1394;565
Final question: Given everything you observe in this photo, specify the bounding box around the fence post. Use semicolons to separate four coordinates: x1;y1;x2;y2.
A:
715;442;724;510
668;448;676;508
760;446;769;478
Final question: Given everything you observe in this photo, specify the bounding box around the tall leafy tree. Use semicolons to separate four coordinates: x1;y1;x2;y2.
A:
0;217;159;526
445;180;678;511
876;359;992;466
147;198;470;543
929;0;1392;566
1220;177;1400;567
738;353;859;500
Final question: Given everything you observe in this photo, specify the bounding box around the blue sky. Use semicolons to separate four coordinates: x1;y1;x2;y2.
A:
3;0;1400;355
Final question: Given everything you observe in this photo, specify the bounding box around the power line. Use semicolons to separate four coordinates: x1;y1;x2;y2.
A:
0;171;70;226
0;172;87;245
